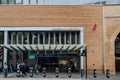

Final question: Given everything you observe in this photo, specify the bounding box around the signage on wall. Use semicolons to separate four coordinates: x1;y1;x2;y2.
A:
93;23;97;31
28;55;36;60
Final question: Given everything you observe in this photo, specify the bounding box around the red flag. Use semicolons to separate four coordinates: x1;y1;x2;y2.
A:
93;24;97;31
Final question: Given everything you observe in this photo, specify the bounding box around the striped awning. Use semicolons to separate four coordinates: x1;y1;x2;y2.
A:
0;44;83;51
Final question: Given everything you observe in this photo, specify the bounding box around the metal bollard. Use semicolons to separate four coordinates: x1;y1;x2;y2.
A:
55;67;59;78
81;69;84;78
30;67;33;77
93;69;97;78
68;68;71;78
16;68;20;77
106;69;110;78
42;67;46;78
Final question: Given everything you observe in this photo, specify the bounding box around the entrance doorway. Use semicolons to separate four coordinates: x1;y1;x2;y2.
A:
115;33;120;72
1;27;84;73
37;51;79;73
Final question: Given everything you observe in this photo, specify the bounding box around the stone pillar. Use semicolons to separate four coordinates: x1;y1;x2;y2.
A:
22;33;23;44
70;32;71;44
16;32;18;44
43;32;45;44
38;33;40;44
48;32;50;44
27;32;29;44
64;32;66;44
59;32;61;44
80;28;84;71
4;30;8;64
11;32;13;44
75;32;77;44
32;33;34;44
54;32;56;44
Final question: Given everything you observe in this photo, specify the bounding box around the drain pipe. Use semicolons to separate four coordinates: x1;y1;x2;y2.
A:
102;5;105;74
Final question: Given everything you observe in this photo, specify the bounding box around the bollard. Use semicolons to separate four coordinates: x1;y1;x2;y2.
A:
106;69;110;78
16;68;20;77
42;67;46;78
93;69;97;78
81;69;84;78
30;67;33;77
55;67;59;78
68;68;71;78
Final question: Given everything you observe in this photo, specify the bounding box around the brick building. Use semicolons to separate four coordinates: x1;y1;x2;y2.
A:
0;0;119;75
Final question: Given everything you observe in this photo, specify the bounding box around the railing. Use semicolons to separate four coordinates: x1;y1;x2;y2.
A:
0;0;120;5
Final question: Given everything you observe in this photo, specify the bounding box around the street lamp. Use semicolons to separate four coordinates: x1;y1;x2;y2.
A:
81;45;87;79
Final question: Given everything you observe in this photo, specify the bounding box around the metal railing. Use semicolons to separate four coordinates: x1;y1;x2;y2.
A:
0;0;120;5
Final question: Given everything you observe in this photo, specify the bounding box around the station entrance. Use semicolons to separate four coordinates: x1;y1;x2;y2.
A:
0;27;84;73
7;47;81;73
37;51;79;72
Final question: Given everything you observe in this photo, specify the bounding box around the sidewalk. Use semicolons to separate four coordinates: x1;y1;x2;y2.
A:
0;72;120;80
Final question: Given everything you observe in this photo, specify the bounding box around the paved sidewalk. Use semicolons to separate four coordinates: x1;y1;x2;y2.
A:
0;72;120;80
0;78;83;80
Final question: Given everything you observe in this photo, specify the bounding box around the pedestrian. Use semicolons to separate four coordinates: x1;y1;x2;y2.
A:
19;62;23;76
35;64;39;75
22;62;26;76
3;62;8;78
17;62;20;69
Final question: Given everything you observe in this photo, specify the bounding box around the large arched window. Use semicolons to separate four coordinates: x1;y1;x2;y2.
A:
115;33;120;72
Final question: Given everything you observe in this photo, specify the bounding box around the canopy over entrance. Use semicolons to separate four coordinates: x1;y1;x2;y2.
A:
0;44;83;51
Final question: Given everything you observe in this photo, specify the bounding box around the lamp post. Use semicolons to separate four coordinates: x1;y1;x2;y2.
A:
81;45;87;79
85;46;87;79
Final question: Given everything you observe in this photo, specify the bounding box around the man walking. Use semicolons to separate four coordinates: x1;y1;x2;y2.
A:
4;62;8;78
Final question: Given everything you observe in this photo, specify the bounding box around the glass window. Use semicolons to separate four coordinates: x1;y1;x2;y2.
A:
16;0;22;4
8;0;15;4
23;0;29;4
13;32;17;44
77;32;80;44
0;32;4;44
1;0;8;4
71;32;75;44
45;0;82;5
23;32;27;44
29;32;32;44
38;0;44;4
18;32;22;44
66;32;70;44
61;32;64;44
34;32;38;44
30;0;36;4
45;32;48;44
106;0;119;4
40;32;43;44
55;32;59;44
50;32;54;44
